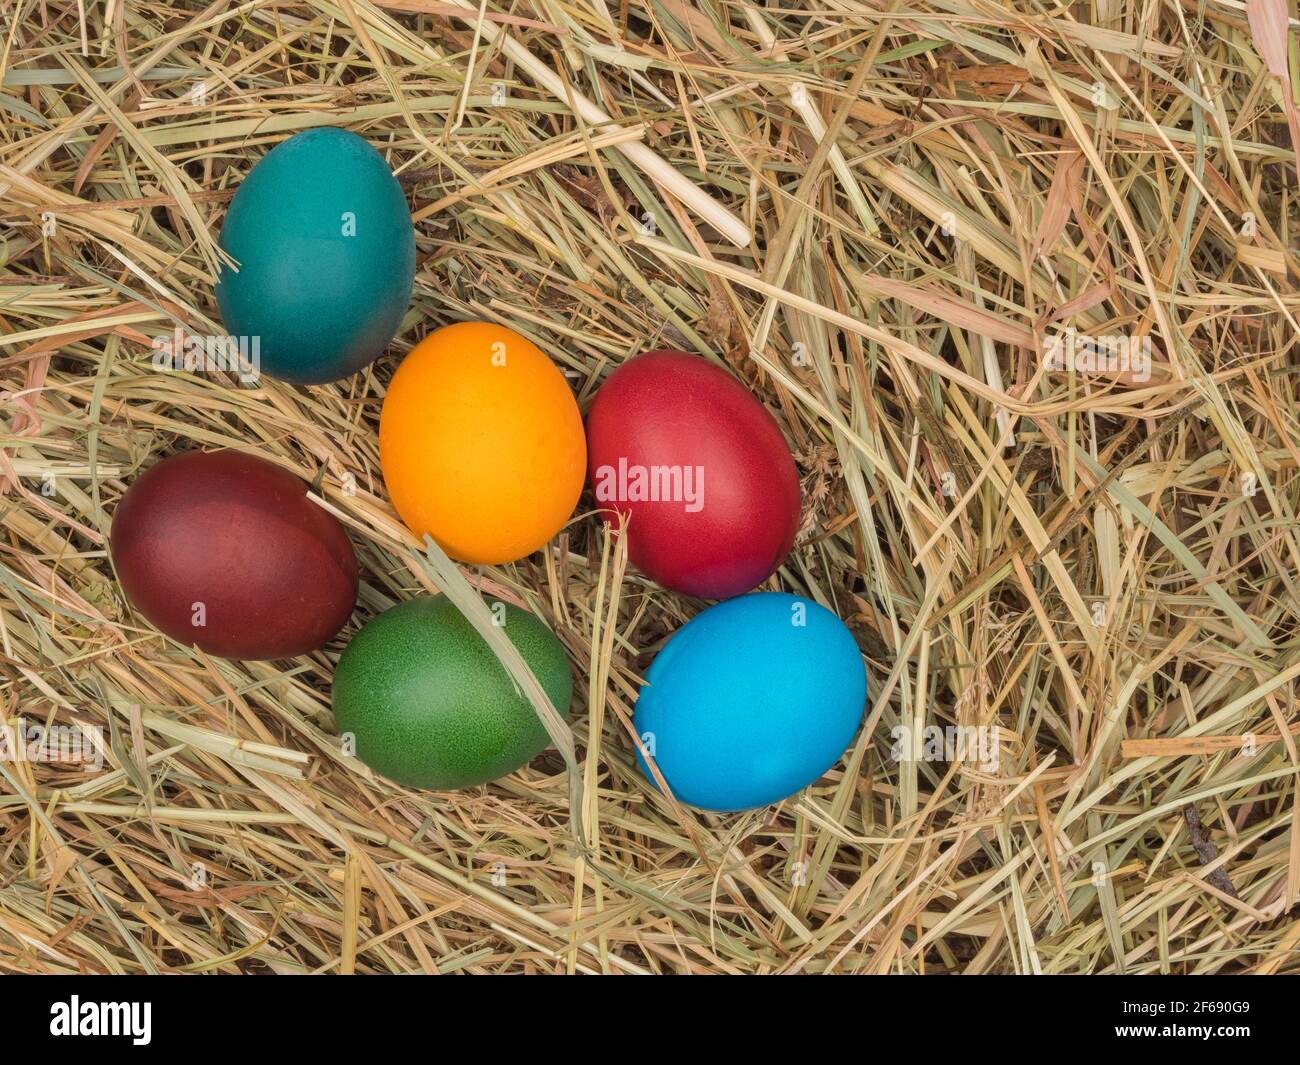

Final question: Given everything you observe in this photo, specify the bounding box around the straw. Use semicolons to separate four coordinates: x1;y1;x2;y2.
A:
2;0;1299;975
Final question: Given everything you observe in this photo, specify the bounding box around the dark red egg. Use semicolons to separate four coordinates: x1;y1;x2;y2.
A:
585;350;800;598
110;450;358;659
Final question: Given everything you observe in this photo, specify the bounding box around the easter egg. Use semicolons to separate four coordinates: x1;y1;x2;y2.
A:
633;592;865;811
379;322;586;564
110;450;358;659
331;596;572;789
214;127;415;384
585;350;800;599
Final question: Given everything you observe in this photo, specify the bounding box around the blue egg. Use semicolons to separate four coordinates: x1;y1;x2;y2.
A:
633;592;866;812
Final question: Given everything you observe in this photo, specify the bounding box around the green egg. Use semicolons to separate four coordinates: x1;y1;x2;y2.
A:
331;596;572;790
214;127;415;384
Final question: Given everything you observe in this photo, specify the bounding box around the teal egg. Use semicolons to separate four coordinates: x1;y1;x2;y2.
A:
214;127;416;384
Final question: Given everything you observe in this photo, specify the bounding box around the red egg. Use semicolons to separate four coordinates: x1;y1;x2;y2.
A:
585;350;800;598
110;450;358;659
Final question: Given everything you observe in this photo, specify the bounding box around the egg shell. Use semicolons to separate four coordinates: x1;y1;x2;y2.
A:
215;127;415;384
585;350;801;599
379;321;586;564
331;596;572;789
110;451;358;660
633;592;865;812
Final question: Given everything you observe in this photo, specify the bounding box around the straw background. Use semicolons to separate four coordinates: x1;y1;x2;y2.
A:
3;0;1300;974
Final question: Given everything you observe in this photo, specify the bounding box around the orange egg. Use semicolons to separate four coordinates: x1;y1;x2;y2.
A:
379;322;586;564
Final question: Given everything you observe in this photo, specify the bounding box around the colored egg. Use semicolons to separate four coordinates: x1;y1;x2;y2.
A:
331;596;572;789
214;127;415;384
379;322;586;564
633;592;865;812
110;451;359;659
585;350;801;599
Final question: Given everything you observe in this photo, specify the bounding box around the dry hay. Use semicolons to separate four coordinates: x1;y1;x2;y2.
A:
2;0;1300;974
